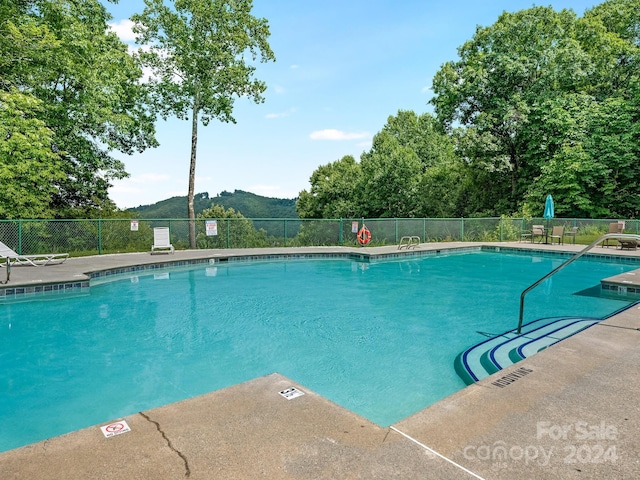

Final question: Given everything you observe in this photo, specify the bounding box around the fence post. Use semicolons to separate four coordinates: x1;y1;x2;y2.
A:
339;219;343;246
500;217;503;242
394;218;399;245
423;218;426;243
461;218;465;241
226;219;230;249
97;219;102;254
17;219;22;254
284;219;288;247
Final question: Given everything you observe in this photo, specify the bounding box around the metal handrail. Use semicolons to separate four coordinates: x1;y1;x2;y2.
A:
517;233;640;334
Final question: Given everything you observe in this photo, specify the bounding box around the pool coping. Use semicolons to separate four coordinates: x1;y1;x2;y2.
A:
4;241;640;301
2;242;640;479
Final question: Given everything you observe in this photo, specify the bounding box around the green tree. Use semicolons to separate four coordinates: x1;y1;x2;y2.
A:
418;157;471;218
298;111;461;219
524;95;640;218
377;110;462;217
0;89;64;218
197;204;267;248
1;0;157;217
431;2;640;218
431;6;590;213
132;0;275;248
297;155;361;219
358;130;422;218
580;0;640;101
379;110;455;169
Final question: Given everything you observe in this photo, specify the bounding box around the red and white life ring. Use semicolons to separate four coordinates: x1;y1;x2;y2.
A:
357;226;372;245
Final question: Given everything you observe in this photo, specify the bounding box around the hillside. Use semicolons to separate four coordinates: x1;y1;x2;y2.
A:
129;190;298;219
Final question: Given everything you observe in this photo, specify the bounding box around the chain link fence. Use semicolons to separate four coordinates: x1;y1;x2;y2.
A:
0;217;638;256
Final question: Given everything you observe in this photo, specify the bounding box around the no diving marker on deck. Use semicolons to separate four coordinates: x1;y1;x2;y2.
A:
100;420;131;438
279;387;305;400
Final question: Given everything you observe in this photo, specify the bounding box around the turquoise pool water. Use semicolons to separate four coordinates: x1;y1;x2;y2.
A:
0;251;635;452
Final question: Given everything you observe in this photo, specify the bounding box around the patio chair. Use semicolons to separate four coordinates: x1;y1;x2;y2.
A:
151;227;174;254
521;225;544;243
531;225;545;243
0;240;68;266
602;222;624;247
549;225;565;245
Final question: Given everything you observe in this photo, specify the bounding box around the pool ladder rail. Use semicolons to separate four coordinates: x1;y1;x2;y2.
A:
454;316;601;385
457;232;640;385
518;232;640;333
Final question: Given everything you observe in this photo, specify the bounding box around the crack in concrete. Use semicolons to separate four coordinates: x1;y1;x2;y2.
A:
139;412;191;477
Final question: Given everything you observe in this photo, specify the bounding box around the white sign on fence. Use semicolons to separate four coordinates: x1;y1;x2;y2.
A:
206;220;218;236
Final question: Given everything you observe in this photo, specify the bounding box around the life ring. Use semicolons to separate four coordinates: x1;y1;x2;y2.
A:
357;226;371;245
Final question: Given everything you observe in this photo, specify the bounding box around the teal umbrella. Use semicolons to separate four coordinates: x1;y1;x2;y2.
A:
543;195;554;242
543;195;554;219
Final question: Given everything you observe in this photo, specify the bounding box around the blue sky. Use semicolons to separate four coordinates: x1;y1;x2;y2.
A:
102;0;600;208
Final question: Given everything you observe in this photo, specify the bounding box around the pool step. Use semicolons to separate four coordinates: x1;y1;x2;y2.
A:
454;316;600;385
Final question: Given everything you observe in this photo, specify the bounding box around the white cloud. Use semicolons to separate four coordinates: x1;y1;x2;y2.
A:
265;107;296;119
272;85;286;94
290;64;299;69
309;129;370;141
108;19;137;42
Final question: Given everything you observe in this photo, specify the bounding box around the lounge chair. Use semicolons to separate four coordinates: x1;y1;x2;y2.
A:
618;238;639;250
603;222;624;247
0;241;68;266
549;225;565;245
151;227;174;254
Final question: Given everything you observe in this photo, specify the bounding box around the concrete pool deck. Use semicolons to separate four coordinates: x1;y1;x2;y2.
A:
1;242;640;479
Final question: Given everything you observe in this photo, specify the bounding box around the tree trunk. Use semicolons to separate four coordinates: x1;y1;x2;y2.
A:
188;99;199;249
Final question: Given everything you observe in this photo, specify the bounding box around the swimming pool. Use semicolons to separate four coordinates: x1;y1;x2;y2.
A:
0;250;636;452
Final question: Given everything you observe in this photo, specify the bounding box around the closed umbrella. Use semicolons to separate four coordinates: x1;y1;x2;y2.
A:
543;194;554;220
543;195;554;242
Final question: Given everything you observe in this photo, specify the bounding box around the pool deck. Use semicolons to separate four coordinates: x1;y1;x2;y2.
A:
2;242;640;479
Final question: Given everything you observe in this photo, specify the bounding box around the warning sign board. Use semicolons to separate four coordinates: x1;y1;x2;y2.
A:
205;220;218;236
100;420;131;438
279;387;305;400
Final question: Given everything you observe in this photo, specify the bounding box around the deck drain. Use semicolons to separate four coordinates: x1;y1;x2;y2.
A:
279;387;305;400
491;366;533;388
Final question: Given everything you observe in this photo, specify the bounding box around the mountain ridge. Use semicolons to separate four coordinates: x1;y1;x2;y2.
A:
128;190;298;219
